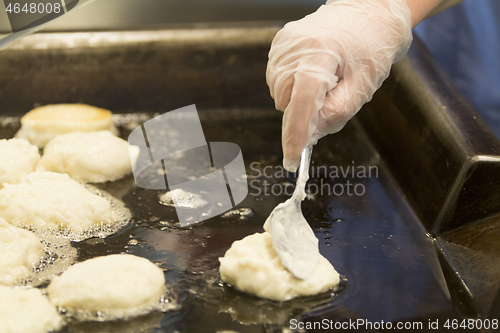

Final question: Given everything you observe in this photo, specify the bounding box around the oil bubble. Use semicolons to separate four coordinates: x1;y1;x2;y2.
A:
128;239;139;246
159;189;209;209
221;208;255;220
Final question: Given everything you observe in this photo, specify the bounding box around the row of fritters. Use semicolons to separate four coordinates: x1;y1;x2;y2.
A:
0;251;168;333
0;104;136;232
1;108;138;186
0;104;137;278
0;104;168;333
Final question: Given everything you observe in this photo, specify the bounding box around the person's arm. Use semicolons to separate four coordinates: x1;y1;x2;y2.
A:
267;0;464;171
407;0;465;28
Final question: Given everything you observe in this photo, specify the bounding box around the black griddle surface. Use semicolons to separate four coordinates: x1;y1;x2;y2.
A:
1;109;482;333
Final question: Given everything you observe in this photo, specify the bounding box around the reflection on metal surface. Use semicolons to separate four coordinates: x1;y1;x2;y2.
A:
0;26;278;117
358;36;500;235
68;311;163;333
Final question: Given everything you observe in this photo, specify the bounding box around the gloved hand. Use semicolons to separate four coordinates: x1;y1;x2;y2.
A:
266;0;413;171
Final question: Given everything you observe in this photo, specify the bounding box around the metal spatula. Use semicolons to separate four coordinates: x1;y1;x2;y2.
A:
263;145;320;280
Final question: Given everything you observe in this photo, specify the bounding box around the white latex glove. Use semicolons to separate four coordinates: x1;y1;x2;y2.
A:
266;0;413;171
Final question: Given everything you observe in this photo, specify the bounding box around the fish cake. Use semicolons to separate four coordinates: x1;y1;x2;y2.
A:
15;104;118;147
38;131;139;183
47;254;165;320
0;286;62;333
0;138;40;189
0;218;43;286
0;171;113;232
219;232;340;301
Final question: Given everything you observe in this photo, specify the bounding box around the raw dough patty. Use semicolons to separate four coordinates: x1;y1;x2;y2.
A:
219;232;340;301
47;254;165;319
0;138;40;189
38;131;139;183
0;171;113;231
0;218;43;285
15;104;118;147
0;286;62;333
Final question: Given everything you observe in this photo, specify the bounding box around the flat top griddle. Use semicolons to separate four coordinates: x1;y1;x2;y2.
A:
0;110;474;333
2;26;500;333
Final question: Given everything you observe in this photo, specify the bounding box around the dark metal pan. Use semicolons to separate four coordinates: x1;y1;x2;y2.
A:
1;24;500;332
